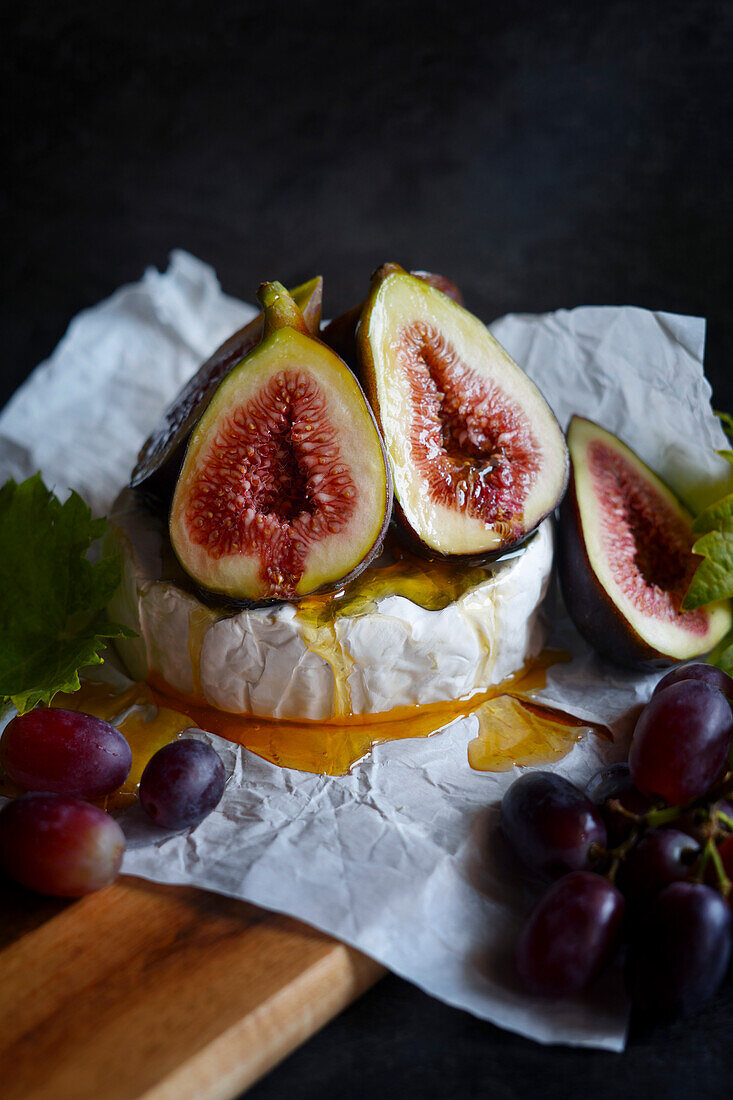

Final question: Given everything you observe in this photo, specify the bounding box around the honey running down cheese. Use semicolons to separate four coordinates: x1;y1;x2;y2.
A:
0;529;596;807
149;648;590;776
109;492;556;723
2;508;600;801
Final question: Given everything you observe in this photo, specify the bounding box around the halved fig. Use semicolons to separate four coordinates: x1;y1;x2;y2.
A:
322;270;463;369
131;277;323;504
169;282;392;602
356;264;569;557
558;416;732;668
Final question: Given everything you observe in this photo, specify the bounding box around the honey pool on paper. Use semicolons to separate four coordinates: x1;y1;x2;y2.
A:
36;647;589;805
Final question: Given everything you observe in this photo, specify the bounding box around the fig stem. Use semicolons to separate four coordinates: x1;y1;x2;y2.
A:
370;261;406;283
258;281;310;338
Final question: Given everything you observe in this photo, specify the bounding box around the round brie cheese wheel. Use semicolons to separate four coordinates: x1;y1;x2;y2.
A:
108;490;555;721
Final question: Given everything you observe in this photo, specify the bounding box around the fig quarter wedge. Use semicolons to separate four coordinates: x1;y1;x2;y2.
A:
558;416;732;668
357;264;569;557
131;276;323;505
169;282;392;603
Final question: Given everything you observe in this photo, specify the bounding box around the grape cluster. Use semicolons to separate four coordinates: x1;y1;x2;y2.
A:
0;707;226;897
501;663;733;1020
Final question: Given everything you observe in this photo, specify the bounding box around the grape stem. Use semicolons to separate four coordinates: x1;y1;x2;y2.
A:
709;842;732;898
696;832;732;897
601;770;733;900
593;829;639;885
644;805;683;828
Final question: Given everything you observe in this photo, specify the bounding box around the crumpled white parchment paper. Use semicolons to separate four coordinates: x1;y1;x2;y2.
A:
2;250;730;1051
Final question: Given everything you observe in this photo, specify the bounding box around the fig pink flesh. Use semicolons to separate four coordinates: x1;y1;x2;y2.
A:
400;321;541;531
588;440;707;635
184;369;357;596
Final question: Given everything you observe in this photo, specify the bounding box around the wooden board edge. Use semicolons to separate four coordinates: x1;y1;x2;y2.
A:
139;944;385;1100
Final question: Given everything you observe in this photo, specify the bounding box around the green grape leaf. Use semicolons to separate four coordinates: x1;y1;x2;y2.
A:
0;474;133;714
682;493;733;610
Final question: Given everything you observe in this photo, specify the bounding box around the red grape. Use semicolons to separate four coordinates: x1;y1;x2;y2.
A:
626;882;732;1019
0;793;125;896
653;663;733;701
616;828;699;908
515;871;625;995
585;763;651;845
139;739;225;829
500;772;606;878
629;681;733;804
0;708;132;798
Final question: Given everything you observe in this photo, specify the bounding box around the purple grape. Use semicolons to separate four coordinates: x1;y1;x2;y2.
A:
616;828;700;908
515;871;625;995
653;663;733;702
0;708;132;798
626;882;732;1019
139;739;225;829
585;763;651;845
500;772;607;878
629;681;733;805
0;793;125;896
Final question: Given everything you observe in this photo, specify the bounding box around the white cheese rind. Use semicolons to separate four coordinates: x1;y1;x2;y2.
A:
109;491;554;721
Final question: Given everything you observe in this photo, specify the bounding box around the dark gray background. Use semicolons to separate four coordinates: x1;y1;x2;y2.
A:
3;1;732;1096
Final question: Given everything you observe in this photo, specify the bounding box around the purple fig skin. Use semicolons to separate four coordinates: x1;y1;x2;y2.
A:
322;269;464;371
558;416;729;669
321;302;364;367
384;498;541;565
409;271;465;306
131;277;323;505
356;263;568;562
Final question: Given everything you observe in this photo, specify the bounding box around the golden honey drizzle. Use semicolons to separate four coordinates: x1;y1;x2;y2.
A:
0;542;595;802
468;696;589;772
0;649;593;809
145;648;585;777
299;545;492;621
293;539;510;719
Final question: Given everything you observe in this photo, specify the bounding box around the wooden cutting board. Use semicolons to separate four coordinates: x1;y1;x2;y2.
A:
0;875;384;1100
